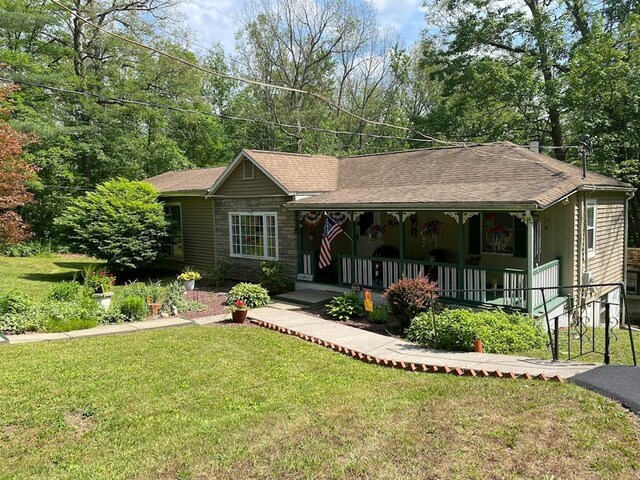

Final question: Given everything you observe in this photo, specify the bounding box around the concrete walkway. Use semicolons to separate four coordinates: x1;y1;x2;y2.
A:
0;314;228;345
250;303;600;381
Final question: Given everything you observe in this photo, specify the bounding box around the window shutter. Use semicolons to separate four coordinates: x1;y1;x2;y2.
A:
513;218;527;258
468;214;481;255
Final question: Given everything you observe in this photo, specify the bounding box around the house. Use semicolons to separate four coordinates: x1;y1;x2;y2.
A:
145;142;635;318
626;248;640;323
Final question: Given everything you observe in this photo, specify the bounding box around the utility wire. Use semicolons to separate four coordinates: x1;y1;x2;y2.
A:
1;77;436;145
48;0;459;146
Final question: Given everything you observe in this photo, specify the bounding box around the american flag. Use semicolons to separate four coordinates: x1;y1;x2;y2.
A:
318;216;344;269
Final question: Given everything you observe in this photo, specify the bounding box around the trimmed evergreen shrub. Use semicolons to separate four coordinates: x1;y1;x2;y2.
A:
226;283;270;308
55;178;167;270
406;308;547;354
325;292;364;320
384;276;439;328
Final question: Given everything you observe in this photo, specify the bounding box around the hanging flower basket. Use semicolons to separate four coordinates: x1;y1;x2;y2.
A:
487;224;513;253
420;220;443;247
365;224;386;244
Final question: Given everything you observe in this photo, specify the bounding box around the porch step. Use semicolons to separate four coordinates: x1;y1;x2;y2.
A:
273;289;338;308
533;296;569;317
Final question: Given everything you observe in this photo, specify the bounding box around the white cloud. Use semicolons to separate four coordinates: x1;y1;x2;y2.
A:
179;0;238;53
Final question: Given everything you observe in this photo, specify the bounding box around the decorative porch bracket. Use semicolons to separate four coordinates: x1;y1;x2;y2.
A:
387;211;416;222
351;211;365;221
443;211;479;223
509;212;533;223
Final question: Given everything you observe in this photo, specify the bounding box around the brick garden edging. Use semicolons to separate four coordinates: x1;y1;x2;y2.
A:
250;318;565;383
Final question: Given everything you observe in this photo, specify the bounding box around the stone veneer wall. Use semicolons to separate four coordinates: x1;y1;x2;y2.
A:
214;196;298;282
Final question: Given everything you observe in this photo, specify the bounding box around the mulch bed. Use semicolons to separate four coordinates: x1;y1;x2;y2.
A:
182;285;229;319
302;307;404;337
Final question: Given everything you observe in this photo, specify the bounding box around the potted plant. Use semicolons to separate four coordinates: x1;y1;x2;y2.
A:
177;267;201;291
85;269;116;309
226;299;249;323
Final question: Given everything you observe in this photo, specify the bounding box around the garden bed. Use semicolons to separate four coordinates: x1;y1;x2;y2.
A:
301;307;404;336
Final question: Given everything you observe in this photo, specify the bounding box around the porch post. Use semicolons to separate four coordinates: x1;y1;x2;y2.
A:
350;213;356;285
526;210;534;313
399;211;405;270
297;212;303;276
458;211;464;299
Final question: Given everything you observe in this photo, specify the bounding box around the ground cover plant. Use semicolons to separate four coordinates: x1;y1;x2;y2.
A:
0;327;638;479
407;308;548;354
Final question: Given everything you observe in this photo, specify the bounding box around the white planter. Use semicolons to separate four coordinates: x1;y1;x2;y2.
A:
93;292;114;310
183;280;195;291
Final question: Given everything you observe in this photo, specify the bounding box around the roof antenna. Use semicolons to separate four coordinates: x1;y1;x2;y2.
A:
579;136;592;179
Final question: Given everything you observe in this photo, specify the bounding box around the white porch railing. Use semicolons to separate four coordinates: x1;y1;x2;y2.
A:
531;259;560;309
332;254;560;312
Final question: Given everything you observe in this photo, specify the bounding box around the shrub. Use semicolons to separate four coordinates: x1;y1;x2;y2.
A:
406;308;547;354
117;296;148;322
119;280;165;304
226;283;270;308
55;178;168;271
202;262;229;287
260;260;295;295
384;276;439;328
326;292;364;321
368;305;390;324
47;281;84;302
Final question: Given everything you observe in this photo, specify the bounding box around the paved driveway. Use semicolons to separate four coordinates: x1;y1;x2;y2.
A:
571;366;640;414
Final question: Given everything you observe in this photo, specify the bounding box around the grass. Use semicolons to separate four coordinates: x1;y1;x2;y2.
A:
1;326;639;479
516;326;640;366
0;254;103;301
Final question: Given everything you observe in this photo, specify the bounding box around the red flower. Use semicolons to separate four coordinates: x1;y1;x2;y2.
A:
235;300;246;307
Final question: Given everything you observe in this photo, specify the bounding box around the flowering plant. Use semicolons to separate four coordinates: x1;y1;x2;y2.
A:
487;224;513;252
85;270;116;294
420;220;443;246
177;269;201;282
225;299;248;312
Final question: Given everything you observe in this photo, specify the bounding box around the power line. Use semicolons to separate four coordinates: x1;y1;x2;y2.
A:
48;0;459;147
1;77;435;146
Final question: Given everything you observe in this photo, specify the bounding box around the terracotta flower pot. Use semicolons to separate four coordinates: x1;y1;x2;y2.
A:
232;310;248;323
473;338;483;353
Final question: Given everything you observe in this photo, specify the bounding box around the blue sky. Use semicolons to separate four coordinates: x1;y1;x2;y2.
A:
179;0;427;54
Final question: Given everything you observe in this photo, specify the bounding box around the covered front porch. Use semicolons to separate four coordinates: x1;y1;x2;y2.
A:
296;210;562;314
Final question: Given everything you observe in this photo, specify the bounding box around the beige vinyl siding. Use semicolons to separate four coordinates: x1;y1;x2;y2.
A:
539;198;576;289
161;196;216;271
571;191;626;295
215;159;287;196
587;193;626;285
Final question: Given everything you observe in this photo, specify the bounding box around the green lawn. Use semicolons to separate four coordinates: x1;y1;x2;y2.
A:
516;326;640;366
1;327;639;479
0;254;102;300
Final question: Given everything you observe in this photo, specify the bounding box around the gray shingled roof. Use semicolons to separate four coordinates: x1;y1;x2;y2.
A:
145;143;633;207
145;166;225;194
288;143;632;209
244;149;339;192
